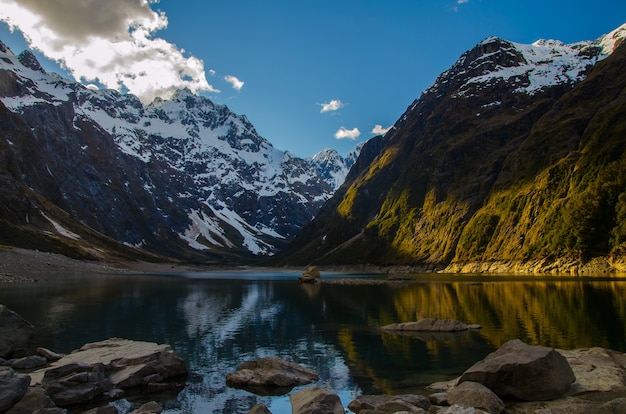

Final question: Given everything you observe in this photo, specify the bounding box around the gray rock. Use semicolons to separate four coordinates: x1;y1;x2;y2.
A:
4;386;64;414
428;392;448;405
289;386;344;414
83;406;119;414
447;381;504;414
381;318;481;332
0;305;36;359
11;355;47;370
348;394;431;413
28;338;187;407
248;403;272;414
0;366;31;412
36;347;64;362
226;357;318;395
41;362;110;406
458;339;575;401
129;401;162;413
298;266;321;284
437;405;489;414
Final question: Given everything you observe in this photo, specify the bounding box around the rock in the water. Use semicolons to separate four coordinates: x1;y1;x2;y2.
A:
447;381;504;414
129;401;162;413
347;394;431;413
381;318;481;332
0;305;36;359
438;405;489;413
29;338;187;407
248;403;272;414
0;366;31;412
83;405;119;414
226;357;318;395
298;266;321;284
289;386;343;414
11;355;47;370
36;347;64;362
458;339;575;401
41;361;111;406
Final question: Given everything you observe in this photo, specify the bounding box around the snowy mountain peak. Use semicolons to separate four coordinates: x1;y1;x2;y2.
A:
17;50;44;73
599;22;626;54
423;25;626;102
0;40;356;257
310;144;365;190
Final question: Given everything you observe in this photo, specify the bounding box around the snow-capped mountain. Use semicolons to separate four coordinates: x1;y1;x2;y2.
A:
279;24;626;267
0;40;361;258
309;143;365;190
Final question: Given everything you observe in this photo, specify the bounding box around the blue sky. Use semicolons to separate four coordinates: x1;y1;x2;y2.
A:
0;1;625;158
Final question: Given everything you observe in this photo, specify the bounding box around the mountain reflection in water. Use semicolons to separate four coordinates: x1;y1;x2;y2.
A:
0;272;625;413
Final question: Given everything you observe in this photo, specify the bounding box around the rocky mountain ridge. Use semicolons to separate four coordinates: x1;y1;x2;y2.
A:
278;24;626;273
0;40;360;260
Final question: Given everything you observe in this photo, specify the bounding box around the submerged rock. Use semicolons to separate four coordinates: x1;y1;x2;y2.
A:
226;357;318;396
458;339;575;401
380;318;482;332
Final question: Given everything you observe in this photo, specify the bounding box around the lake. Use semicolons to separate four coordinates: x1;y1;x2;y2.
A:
1;271;625;413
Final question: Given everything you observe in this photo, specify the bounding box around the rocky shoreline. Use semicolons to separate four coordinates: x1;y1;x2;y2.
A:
2;299;626;413
2;246;626;283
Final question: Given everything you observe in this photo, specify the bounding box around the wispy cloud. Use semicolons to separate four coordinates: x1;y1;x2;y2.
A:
0;0;218;103
371;124;392;135
224;75;244;91
320;99;344;113
458;0;470;3
334;127;360;140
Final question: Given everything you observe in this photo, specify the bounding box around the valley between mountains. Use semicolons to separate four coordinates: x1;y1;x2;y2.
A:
1;23;626;273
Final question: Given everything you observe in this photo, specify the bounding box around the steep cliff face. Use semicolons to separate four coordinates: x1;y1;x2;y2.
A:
280;25;626;271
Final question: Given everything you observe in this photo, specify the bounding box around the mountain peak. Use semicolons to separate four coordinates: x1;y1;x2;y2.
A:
599;22;626;54
0;40;13;55
17;50;45;73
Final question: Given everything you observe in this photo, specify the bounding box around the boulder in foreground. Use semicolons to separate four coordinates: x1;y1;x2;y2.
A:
381;318;482;332
226;357;318;396
458;339;575;401
289;386;343;414
29;338;187;407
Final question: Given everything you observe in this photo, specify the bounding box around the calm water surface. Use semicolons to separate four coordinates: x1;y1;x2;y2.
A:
1;271;625;413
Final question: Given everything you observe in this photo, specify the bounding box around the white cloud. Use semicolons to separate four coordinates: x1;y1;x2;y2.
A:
371;124;392;135
334;127;360;140
458;0;470;3
320;99;344;113
209;69;216;76
224;75;244;91
0;0;218;103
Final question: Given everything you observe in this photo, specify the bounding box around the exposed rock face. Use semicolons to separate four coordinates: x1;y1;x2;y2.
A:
248;403;272;414
381;318;481;332
225;357;318;395
447;381;504;414
458;339;575;401
298;266;321;284
289;386;344;414
0;304;35;359
0;366;30;412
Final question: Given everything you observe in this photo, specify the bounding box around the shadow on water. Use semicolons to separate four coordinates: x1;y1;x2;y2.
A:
0;271;625;412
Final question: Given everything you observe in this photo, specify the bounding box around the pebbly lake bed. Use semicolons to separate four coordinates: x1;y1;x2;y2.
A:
1;269;626;413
